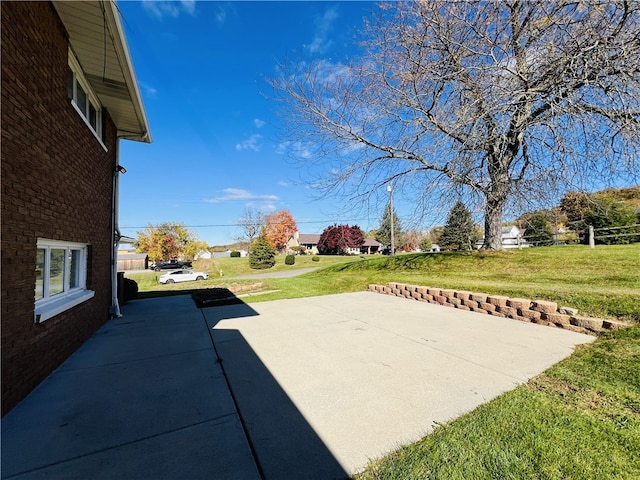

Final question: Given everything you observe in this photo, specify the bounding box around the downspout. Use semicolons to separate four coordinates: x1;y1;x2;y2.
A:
110;139;124;318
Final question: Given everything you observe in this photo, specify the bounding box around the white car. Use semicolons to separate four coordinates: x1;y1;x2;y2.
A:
158;269;209;284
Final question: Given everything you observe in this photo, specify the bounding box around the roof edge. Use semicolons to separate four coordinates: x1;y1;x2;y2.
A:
103;0;151;143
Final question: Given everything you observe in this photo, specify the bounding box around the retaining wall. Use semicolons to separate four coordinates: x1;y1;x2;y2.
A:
367;283;628;335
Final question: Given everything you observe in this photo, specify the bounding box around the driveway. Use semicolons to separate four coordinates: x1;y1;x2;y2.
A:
202;291;595;478
2;292;595;480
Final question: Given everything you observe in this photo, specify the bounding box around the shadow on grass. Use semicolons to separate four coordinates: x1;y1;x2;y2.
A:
192;288;246;307
136;286;261;304
136;289;199;300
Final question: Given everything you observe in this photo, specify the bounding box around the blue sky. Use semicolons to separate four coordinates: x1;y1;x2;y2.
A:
117;0;386;246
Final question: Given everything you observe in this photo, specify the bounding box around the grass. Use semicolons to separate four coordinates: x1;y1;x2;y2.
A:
128;244;640;320
355;325;640;480
254;244;640;321
126;254;360;299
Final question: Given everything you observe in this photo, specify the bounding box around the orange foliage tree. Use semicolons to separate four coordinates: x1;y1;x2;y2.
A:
264;210;298;251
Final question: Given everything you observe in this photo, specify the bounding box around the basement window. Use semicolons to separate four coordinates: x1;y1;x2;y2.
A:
35;239;94;323
67;49;106;150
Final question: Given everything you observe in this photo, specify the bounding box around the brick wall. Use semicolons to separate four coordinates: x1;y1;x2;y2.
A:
1;2;118;414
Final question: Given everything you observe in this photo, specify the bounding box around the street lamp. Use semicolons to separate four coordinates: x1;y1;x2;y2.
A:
387;184;395;255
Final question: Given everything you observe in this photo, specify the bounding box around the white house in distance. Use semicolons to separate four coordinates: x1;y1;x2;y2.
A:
477;226;529;249
195;250;213;260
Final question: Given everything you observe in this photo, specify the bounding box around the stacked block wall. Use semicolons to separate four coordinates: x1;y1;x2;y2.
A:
368;283;627;334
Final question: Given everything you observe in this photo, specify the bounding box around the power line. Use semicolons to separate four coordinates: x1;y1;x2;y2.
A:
119;219;371;229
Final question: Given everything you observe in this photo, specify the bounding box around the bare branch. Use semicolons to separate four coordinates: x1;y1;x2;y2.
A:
270;0;640;249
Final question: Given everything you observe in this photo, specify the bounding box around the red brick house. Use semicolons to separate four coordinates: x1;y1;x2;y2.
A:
1;1;151;414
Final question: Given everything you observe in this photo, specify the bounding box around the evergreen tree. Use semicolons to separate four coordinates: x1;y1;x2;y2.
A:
519;210;555;246
583;198;638;245
249;231;276;269
440;202;478;251
375;199;402;248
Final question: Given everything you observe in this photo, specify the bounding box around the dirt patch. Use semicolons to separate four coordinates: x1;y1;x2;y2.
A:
192;282;265;307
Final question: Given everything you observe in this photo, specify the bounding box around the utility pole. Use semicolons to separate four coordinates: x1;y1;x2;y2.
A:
387;184;395;255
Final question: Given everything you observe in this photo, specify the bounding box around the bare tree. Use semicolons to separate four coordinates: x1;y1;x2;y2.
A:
270;0;640;249
235;208;266;248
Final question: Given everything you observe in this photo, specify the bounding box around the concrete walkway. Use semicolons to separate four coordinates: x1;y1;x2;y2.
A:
1;295;261;480
2;292;595;479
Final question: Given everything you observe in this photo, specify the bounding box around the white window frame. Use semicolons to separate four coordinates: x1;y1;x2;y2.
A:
35;239;94;323
68;49;107;151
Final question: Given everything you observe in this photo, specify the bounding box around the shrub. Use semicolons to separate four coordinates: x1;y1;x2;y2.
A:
312;256;320;262
285;254;296;265
123;278;138;303
419;237;432;252
230;251;241;258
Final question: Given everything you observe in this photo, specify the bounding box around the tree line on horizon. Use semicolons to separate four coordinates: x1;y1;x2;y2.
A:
133;186;639;262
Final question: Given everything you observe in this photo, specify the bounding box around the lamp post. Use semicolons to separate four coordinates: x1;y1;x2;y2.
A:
387;184;395;255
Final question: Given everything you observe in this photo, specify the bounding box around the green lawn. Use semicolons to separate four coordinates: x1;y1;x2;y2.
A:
253;244;640;321
126;254;360;298
129;244;639;320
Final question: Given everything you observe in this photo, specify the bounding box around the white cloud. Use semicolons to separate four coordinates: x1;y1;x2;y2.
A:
142;0;195;19
181;0;195;15
214;3;235;25
276;140;313;159
308;7;339;54
204;188;278;204
139;81;158;97
235;134;263;152
254;118;266;129
258;201;277;212
277;180;290;187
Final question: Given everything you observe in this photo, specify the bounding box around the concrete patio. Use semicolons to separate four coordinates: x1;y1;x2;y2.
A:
2;292;595;479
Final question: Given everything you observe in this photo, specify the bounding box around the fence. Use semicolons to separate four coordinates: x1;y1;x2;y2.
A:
586;224;640;247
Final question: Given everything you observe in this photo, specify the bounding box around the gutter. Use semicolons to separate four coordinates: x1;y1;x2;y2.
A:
110;139;124;318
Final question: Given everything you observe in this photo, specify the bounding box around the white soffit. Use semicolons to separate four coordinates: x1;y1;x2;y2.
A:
53;0;151;143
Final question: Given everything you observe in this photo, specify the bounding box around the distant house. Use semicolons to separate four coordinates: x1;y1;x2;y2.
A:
476;226;529;249
1;1;150;414
195;250;213;260
287;232;321;255
288;231;384;255
361;239;383;254
500;226;529;249
117;253;149;271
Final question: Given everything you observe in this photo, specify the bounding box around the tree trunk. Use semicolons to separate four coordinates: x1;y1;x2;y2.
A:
483;194;506;250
